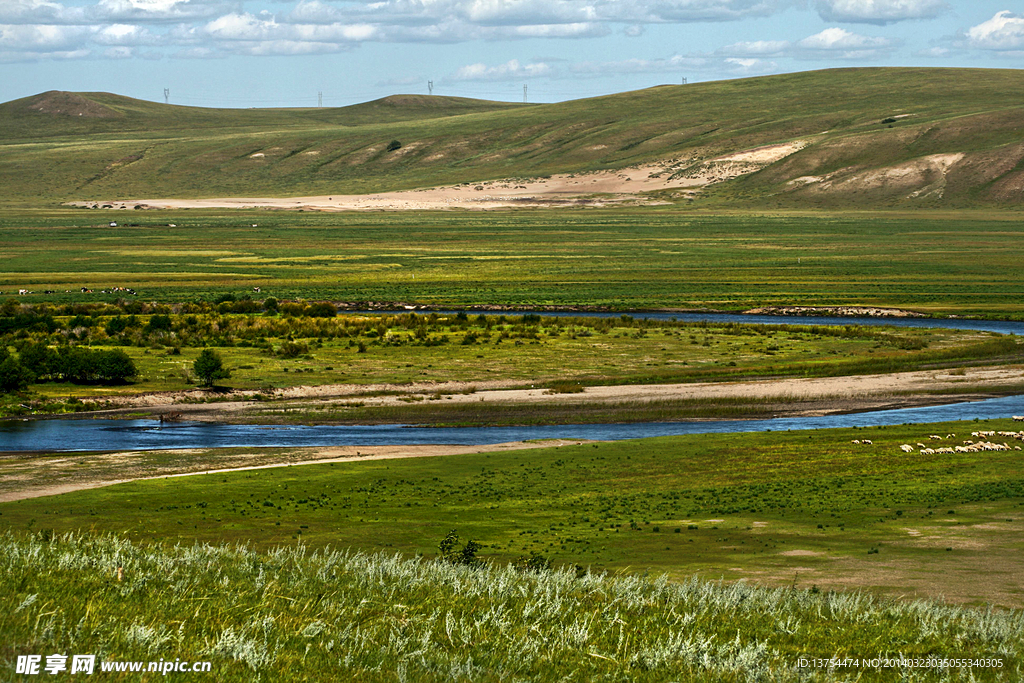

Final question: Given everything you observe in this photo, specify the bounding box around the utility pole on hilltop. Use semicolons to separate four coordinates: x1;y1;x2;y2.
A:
523;84;527;103
318;91;323;107
428;80;433;96
164;88;169;104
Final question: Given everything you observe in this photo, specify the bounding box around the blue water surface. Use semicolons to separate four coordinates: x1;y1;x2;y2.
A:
2;394;1022;453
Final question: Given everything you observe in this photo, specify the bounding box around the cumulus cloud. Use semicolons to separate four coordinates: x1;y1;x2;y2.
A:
451;58;553;80
815;0;947;25
90;0;238;23
198;11;375;53
793;26;899;58
93;22;161;44
0;22;91;50
0;0;86;25
963;11;1024;52
0;0;909;65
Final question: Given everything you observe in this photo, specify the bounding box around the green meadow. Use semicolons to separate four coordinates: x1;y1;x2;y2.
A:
3;420;1023;606
3;208;1024;317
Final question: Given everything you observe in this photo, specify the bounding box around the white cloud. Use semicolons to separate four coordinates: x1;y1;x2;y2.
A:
723;56;777;73
94;22;160;44
91;0;237;22
502;22;606;37
200;11;376;53
623;0;784;23
717;39;788;55
0;22;91;50
451;58;553;80
793;26;899;58
815;0;947;25
964;11;1024;51
0;0;86;25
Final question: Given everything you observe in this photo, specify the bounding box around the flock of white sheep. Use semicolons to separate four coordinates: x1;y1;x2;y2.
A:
896;428;1024;454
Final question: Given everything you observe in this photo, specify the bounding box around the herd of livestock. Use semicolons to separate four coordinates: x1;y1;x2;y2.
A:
898;428;1024;454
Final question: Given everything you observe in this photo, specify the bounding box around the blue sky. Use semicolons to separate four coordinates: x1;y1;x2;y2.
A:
3;1;1024;107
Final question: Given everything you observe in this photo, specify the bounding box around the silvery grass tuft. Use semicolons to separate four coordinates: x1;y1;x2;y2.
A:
0;531;1021;682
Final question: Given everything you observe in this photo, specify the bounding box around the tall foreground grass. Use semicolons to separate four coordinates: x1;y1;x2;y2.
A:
1;533;1021;681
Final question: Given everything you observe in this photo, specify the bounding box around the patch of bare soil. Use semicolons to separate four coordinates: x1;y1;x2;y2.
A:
27;91;122;119
66;140;809;212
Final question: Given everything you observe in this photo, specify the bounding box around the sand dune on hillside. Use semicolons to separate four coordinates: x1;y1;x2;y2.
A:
68;142;809;212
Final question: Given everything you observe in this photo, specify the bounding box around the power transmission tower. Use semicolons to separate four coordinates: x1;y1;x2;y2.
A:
318;91;323;108
163;88;169;104
428;80;433;96
523;84;527;103
681;77;687;85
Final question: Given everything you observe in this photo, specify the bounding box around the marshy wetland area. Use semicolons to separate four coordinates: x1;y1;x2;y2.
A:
3;70;1024;680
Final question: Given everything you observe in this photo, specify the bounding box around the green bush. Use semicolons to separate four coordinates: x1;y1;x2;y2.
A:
193;348;230;388
0;356;33;392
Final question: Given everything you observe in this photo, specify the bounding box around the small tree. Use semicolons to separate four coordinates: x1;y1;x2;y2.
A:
437;530;481;567
193;348;229;388
0;356;33;393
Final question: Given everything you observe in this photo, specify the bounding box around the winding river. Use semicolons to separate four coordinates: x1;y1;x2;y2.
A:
2;313;1022;452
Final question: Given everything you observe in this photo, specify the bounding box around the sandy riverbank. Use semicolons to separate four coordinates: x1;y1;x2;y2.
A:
81;364;1024;423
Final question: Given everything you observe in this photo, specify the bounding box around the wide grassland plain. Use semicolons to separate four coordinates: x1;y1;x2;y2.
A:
3;69;1024;680
3;207;1024;316
3;419;1023;606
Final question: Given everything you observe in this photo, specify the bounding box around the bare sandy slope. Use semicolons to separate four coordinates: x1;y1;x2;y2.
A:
0;440;585;503
67;142;807;212
90;364;1024;420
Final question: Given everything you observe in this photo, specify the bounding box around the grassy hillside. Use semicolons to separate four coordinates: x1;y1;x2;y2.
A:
2;68;1024;207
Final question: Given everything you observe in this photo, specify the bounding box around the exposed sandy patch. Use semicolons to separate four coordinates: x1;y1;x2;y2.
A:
798;152;965;200
80;363;1024;422
667;141;809;185
715;142;807;164
779;549;821;557
67;141;810;212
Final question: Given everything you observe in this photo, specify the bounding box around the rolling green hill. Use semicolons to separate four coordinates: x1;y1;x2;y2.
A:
3;67;1024;207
